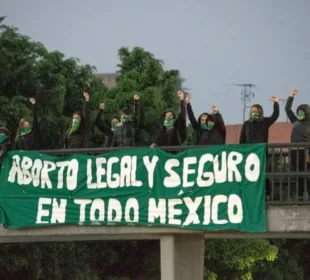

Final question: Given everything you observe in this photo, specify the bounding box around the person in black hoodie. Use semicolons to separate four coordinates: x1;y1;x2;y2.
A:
95;102;120;147
186;94;226;145
285;89;310;189
111;94;140;147
14;97;40;150
150;91;187;148
239;96;279;200
239;96;280;144
64;92;90;149
0;126;12;167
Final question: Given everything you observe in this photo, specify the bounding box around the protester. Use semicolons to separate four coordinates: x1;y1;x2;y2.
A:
111;94;140;147
0;126;12;167
150;91;187;147
239;96;280;144
64;92;90;149
14;97;40;150
95;102;120;147
186;94;226;145
239;96;279;200
285;89;310;190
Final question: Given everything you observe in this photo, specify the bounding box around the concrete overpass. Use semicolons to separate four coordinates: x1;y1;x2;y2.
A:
1;205;310;280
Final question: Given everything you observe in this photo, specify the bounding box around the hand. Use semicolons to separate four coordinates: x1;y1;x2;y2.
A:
271;96;279;103
177;90;184;100
99;103;105;110
29;98;36;105
185;94;191;104
83;92;90;102
133;94;139;101
211;105;218;113
291;89;298;96
150;143;156;148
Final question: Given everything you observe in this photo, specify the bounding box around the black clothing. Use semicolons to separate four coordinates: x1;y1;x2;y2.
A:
64;102;90;149
187;104;226;145
15;104;40;150
285;96;310;143
154;100;187;146
0;127;12;167
111;101;140;147
239;102;279;144
95;109;113;147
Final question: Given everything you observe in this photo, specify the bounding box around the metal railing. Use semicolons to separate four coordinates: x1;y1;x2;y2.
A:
3;143;310;206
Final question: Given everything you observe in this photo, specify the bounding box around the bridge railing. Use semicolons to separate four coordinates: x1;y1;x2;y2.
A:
5;143;310;206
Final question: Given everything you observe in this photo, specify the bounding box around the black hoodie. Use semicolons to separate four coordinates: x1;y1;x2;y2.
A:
15;104;40;150
187;103;226;145
95;109;114;147
64;102;90;149
239;102;279;144
154;100;187;146
285;96;310;142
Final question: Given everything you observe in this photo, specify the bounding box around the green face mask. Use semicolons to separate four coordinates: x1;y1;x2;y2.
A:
250;112;260;121
111;124;117;132
121;115;132;123
207;123;214;130
20;127;32;136
297;111;305;121
70;119;80;134
164;118;175;128
0;134;8;144
200;123;208;130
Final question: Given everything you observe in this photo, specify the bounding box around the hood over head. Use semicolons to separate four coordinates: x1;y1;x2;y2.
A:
250;104;264;117
162;109;176;119
198;113;214;124
296;104;310;121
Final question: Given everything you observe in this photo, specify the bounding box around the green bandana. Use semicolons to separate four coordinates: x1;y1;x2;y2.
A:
200;123;208;130
250;112;260;121
164;118;175;129
207;123;214;130
121;115;133;123
70;119;80;134
20;127;32;136
297;111;305;121
111;124;117;132
0;135;8;144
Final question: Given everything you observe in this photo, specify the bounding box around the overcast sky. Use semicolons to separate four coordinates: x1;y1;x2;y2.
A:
2;0;310;124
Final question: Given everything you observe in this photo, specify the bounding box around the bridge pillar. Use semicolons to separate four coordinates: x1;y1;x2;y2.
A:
160;234;205;280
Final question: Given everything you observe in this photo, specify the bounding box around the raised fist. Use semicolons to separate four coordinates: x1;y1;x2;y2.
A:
133;94;139;101
29;98;36;105
291;89;298;96
185;94;191;104
211;105;218;112
177;90;184;100
271;96;279;103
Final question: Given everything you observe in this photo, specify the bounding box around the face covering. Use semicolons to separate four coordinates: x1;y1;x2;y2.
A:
111;124;117;132
297;111;305;121
200;123;208;130
207;123;214;130
121;115;132;123
250;112;260;121
0;134;8;144
20;127;32;136
70;119;80;134
164;118;175;129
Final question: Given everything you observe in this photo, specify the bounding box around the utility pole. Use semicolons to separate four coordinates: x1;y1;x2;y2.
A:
221;84;257;122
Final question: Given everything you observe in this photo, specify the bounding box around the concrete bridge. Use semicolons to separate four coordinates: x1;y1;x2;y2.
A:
1;205;310;280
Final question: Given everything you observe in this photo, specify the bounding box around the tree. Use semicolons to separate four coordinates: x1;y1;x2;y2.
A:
205;239;278;280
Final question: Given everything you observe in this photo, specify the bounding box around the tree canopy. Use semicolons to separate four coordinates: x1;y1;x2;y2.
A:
0;16;308;280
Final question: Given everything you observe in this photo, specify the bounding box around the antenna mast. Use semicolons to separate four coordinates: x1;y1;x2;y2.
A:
221;83;257;122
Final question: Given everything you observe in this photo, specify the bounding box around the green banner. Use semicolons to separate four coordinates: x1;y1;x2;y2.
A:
0;144;267;232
